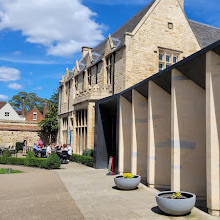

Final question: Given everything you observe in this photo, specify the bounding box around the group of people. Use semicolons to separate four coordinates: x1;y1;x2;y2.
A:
33;142;72;159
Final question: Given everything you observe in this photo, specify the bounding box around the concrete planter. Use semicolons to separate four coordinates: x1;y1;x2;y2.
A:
114;175;141;190
156;191;196;216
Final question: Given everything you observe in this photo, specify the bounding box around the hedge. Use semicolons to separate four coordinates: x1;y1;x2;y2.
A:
70;154;93;167
0;154;60;169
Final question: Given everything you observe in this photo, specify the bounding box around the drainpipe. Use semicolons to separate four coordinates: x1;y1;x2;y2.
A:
112;52;116;95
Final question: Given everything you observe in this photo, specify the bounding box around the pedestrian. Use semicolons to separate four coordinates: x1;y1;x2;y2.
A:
38;138;43;148
23;139;27;156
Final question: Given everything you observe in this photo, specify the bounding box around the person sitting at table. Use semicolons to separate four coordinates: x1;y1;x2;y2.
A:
62;144;67;151
46;143;52;157
67;144;72;159
56;144;62;151
33;143;41;152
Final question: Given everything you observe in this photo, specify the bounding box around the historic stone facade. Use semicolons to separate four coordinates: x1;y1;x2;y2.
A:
0;120;41;147
58;0;220;155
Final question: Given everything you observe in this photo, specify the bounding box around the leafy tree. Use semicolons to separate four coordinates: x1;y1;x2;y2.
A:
9;92;47;113
39;90;59;143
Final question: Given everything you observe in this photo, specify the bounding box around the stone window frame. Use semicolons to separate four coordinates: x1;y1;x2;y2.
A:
88;68;92;86
158;47;182;72
106;54;113;85
75;75;78;91
5;112;9;117
33;112;37;120
75;109;88;152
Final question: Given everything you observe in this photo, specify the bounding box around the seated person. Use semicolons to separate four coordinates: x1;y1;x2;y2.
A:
62;144;67;151
33;143;41;152
67;144;72;159
46;144;52;157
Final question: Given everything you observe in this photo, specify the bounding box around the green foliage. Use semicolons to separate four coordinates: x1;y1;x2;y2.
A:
24;151;37;166
0;154;60;169
44;152;61;169
70;154;93;167
9;91;47;113
16;142;23;152
39;89;59;143
0;168;23;174
0;157;25;165
82;149;94;157
3;149;11;158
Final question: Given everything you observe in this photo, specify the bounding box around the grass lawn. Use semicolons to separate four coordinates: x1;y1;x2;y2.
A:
0;168;23;174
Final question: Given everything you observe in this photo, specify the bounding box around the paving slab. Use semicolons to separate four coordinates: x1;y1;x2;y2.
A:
57;162;219;220
0;164;84;220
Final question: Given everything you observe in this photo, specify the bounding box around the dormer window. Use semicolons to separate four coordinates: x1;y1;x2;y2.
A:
33;112;37;120
5;112;9;117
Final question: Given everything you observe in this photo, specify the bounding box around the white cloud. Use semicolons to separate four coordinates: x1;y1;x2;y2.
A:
82;0;148;5
0;0;105;57
8;83;23;90
34;86;43;91
0;66;20;82
13;51;22;55
0;94;8;100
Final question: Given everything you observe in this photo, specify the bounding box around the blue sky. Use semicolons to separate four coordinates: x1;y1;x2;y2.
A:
0;0;219;101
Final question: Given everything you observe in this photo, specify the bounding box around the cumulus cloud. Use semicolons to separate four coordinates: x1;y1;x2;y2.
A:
8;83;23;90
0;66;20;82
83;0;147;5
0;94;8;100
0;0;105;57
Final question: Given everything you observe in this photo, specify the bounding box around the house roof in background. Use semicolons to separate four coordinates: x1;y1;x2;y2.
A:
0;101;6;109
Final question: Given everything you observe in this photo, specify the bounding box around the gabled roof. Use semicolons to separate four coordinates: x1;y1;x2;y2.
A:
78;0;220;71
0;101;6;109
189;20;220;48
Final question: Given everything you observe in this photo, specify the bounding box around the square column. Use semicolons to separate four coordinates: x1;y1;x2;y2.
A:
171;68;206;196
147;81;171;189
131;89;148;180
118;95;132;174
206;51;220;216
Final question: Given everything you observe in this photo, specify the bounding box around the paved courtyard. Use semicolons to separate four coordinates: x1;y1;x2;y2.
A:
57;163;218;220
0;162;219;220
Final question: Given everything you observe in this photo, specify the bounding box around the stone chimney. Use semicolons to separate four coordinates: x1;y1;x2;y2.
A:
81;46;92;59
178;0;184;9
22;98;25;117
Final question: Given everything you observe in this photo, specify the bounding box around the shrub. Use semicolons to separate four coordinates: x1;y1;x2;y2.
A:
3;149;11;158
16;142;23;152
70;154;93;167
44;152;61;169
0;157;25;165
82;149;94;157
25;157;47;168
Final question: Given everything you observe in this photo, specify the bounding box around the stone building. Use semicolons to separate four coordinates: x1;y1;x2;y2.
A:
95;40;220;216
58;0;220;154
0;102;47;147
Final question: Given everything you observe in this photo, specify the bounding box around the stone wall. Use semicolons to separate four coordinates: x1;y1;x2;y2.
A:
0;120;41;147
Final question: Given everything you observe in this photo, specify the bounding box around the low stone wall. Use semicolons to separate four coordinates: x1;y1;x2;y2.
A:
0;120;41;147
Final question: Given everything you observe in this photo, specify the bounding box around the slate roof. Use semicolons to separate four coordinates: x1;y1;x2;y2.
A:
79;0;220;69
0;101;6;109
189;20;220;48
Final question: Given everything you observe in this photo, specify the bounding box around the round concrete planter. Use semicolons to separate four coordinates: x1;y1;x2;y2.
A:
156;191;196;216
114;175;141;190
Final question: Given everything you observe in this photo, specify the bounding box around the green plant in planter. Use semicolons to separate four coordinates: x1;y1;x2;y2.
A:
123;173;135;179
172;192;182;199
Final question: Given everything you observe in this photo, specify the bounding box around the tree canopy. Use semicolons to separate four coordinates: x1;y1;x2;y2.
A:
9;92;47;114
38;89;59;143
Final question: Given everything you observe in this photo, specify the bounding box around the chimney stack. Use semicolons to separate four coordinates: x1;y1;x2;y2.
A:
81;46;92;59
43;102;48;118
22;98;25;117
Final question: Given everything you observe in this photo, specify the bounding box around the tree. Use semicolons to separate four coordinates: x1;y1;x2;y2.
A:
38;90;59;143
9;92;47;113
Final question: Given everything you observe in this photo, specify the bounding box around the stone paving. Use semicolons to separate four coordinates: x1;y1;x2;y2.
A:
57;163;218;220
0;164;84;220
